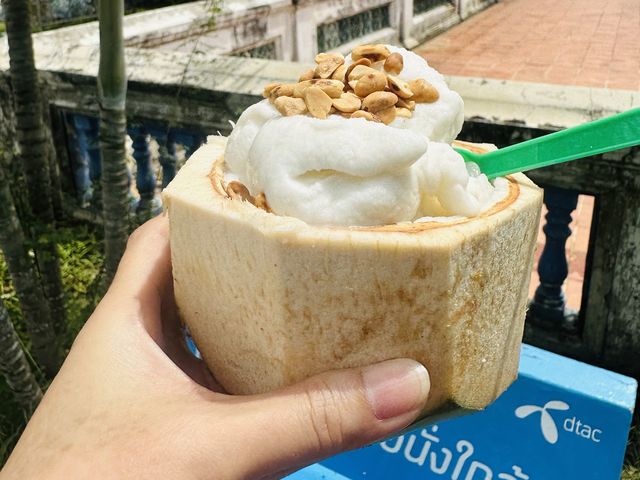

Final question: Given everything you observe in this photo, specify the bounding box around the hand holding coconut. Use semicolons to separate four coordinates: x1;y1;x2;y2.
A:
2;216;431;479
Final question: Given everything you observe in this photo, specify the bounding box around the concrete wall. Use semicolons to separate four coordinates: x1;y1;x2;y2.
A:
16;0;496;64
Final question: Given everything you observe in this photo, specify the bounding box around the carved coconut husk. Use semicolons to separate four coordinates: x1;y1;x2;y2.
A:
164;136;543;416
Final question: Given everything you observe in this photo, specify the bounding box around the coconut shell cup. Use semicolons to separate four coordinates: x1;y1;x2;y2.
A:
163;136;543;421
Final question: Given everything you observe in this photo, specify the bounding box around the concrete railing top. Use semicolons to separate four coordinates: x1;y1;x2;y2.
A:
1;1;638;130
2;33;638;133
0;0;293;52
0;44;305;100
449;76;640;130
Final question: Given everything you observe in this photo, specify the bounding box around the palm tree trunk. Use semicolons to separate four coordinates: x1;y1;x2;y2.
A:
3;0;67;338
98;0;131;284
0;298;43;415
0;164;60;376
41;85;65;221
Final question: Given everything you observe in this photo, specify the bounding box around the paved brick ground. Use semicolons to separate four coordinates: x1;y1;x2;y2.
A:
415;0;640;91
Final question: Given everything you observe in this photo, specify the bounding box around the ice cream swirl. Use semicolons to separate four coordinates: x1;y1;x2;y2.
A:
224;46;507;227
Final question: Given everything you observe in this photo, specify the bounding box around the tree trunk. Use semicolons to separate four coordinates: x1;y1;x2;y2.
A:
0;298;43;415
0;163;60;376
3;0;67;339
98;0;131;284
41;84;65;222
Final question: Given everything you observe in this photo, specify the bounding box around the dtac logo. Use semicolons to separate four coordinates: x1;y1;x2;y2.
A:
515;401;569;444
515;401;603;444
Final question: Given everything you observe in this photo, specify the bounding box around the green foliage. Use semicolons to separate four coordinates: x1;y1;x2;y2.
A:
0;22;6;34
625;420;640;479
621;465;640;480
623;465;640;480
0;258;22;332
56;224;104;339
204;0;222;29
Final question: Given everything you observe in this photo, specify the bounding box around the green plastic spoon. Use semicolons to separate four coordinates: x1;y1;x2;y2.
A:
454;107;640;179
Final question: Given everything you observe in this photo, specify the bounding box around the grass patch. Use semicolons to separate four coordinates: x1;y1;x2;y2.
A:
56;224;105;341
625;418;640;479
623;466;640;480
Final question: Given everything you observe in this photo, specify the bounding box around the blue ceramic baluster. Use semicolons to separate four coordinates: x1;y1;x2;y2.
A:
129;126;158;220
160;132;178;188
152;128;178;188
527;187;580;331
183;133;206;159
68;114;100;208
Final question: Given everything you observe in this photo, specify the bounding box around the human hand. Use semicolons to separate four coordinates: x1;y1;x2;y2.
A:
1;215;430;480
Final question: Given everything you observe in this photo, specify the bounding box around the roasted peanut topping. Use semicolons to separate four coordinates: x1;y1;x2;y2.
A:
263;82;280;97
225;181;271;212
354;70;388;97
344;58;372;82
395;107;412;118
331;64;347;81
351;44;391;63
293;79;344;99
298;69;315;82
268;83;296;99
347;64;377;81
332;92;362;113
304;86;333;119
314;52;345;79
351;110;379;122
376;106;397;125
383;52;404;74
387;75;413;99
226;181;252;202
408;79;440;103
261;44;441;123
396;98;416;111
362;91;398;113
253;192;271;212
274;96;308;116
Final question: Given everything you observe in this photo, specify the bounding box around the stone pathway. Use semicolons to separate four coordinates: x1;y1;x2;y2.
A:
415;0;640;91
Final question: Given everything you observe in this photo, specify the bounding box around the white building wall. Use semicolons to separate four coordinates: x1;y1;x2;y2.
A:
35;0;497;62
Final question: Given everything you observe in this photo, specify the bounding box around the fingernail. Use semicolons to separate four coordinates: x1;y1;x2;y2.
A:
362;359;430;420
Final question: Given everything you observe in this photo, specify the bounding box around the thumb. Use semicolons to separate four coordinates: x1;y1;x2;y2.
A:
231;358;430;479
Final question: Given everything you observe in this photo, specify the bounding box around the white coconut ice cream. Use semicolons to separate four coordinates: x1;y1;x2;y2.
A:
224;47;507;227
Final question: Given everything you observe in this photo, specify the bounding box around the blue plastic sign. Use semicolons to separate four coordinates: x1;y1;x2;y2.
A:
286;464;350;480
289;345;637;480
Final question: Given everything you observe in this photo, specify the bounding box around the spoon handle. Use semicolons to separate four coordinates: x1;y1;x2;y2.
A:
463;108;640;180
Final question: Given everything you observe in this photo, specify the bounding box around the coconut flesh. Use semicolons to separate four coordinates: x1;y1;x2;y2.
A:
224;46;510;227
163;46;544;416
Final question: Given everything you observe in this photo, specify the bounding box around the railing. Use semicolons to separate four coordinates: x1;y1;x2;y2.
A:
316;4;392;52
1;40;639;377
61;112;206;218
459;118;640;376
